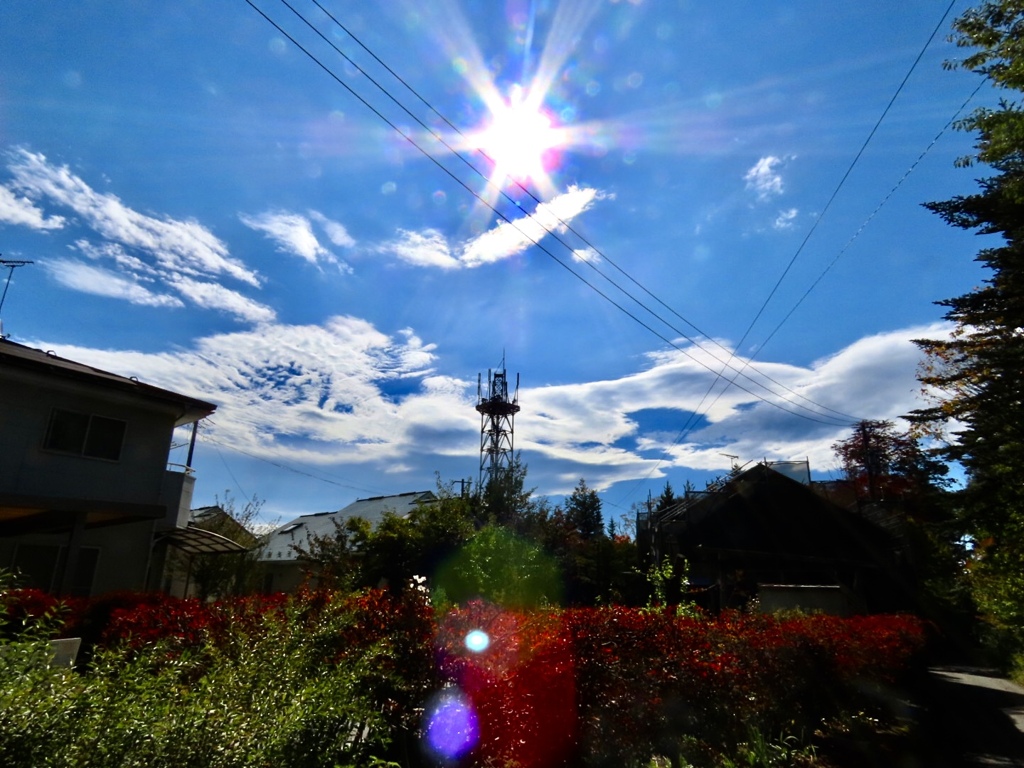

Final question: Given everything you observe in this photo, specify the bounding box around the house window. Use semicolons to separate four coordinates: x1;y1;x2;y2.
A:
11;544;99;596
44;409;126;461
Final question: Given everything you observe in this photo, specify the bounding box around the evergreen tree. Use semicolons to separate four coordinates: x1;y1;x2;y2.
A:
912;1;1024;661
479;454;537;530
564;478;604;539
655;481;679;514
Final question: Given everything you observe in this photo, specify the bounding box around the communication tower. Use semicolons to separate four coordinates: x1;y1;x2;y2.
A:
476;362;520;490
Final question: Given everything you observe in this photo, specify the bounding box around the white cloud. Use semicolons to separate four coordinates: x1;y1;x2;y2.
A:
29;320;947;498
386;185;610;270
74;239;159;277
41;258;183;308
773;208;798;230
461;185;607;267
744;156;785;200
7;149;260;286
388;229;461;269
36;316;445;466
166;275;276;324
572;247;599;264
2;150;288;325
309;211;355;248
0;183;65;230
240;210;336;266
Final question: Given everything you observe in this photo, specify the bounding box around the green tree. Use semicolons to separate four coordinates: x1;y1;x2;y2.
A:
434;525;562;608
563;478;605;539
298;479;477;593
478;454;541;532
912;0;1024;666
294;515;369;592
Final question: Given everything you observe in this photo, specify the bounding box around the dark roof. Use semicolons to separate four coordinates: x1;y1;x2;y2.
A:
0;338;216;426
659;463;895;568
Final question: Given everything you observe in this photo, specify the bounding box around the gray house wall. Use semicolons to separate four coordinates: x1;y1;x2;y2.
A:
0;340;215;596
0;364;179;508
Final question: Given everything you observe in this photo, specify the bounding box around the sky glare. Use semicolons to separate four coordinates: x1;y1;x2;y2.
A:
0;1;994;522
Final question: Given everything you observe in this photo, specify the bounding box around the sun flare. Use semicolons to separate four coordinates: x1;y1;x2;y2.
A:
472;86;564;186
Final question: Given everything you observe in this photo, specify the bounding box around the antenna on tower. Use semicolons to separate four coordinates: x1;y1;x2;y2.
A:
475;356;521;491
0;257;33;337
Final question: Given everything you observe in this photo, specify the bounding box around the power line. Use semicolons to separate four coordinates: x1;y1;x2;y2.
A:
755;76;988;358
608;0;966;505
706;0;960;407
199;431;389;496
299;0;862;425
246;0;969;504
247;0;855;426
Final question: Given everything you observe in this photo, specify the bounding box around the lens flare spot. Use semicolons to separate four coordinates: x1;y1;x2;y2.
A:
424;690;479;760
464;629;490;653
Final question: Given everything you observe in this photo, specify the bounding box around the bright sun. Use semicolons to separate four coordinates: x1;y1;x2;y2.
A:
473;87;562;185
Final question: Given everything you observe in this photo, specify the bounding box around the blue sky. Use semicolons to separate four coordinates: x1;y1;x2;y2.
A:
0;1;993;524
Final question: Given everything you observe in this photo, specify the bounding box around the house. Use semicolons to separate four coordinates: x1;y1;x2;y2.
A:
0;338;228;596
638;461;909;614
259;490;436;593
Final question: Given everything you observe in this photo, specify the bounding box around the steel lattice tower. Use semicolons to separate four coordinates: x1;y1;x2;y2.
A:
476;364;520;490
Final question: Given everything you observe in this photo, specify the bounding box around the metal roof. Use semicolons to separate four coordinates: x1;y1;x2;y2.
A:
156;524;249;556
259;490;436;562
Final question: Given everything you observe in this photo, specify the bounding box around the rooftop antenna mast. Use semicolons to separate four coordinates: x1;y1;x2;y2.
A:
475;355;521;491
0;257;33;336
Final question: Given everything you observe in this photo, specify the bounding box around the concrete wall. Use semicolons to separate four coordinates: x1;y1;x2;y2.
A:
757;583;864;616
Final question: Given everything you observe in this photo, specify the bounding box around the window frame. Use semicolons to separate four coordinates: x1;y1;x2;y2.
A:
43;408;127;462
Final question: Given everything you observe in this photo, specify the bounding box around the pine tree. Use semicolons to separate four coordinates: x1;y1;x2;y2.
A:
912;1;1024;659
564;478;604;539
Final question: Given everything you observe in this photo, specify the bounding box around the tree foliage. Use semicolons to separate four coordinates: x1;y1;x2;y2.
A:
832;419;950;504
296;468;641;607
563;478;604;539
913;0;1024;661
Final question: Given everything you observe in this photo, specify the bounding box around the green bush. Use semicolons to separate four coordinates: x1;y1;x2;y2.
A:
0;589;435;768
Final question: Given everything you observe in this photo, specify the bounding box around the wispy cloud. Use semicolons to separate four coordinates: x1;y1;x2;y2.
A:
387;229;461;270
7;149;260;286
37;316;446;465
461;185;608;267
33;319;944;497
309;211;355;248
165;275;276;324
773;208;798;230
3;150;272;324
386;185;610;269
240;209;353;270
0;183;66;230
572;247;599;264
42;258;184;308
744;156;787;201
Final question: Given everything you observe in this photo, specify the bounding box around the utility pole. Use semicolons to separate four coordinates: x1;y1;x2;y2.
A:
0;258;33;333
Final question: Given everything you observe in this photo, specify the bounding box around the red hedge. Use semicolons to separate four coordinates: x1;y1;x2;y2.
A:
2;588;927;766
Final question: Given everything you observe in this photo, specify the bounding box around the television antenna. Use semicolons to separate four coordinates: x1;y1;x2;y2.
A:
0;257;33;317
